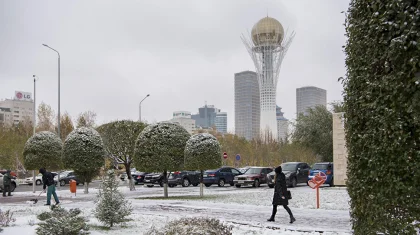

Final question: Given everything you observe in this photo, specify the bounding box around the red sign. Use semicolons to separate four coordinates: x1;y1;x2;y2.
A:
16;92;23;99
308;172;327;209
223;152;228;159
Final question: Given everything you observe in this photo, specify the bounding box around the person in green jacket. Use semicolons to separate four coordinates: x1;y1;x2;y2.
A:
2;170;12;197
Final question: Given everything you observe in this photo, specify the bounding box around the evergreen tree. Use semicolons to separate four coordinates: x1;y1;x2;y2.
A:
94;170;132;227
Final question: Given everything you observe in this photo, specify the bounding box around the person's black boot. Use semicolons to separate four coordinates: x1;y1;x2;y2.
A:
290;216;296;224
267;216;275;222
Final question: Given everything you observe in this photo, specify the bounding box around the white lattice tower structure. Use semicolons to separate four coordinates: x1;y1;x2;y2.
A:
241;16;295;141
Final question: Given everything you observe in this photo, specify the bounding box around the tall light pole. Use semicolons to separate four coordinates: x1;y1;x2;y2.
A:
139;94;150;122
42;44;60;139
32;75;39;193
43;44;61;190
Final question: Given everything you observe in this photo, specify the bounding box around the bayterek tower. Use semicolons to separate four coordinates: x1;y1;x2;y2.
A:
242;16;295;140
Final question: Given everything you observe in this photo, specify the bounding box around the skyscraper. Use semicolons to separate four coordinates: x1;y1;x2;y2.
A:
169;111;196;134
242;17;295;140
276;106;289;142
296;86;327;117
234;71;260;140
191;104;227;133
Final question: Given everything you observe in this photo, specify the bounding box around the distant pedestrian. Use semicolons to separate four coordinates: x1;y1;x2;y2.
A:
2;170;12;197
39;168;59;206
267;165;296;223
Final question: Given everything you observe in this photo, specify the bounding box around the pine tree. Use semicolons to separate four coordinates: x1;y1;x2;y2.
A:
94;170;132;227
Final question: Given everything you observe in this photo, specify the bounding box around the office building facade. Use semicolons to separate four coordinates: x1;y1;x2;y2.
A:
296;86;327;117
169;111;196;134
276;106;289;142
0;91;34;126
215;112;227;134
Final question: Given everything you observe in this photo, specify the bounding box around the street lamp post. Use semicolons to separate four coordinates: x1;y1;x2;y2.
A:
139;94;150;122
43;44;61;190
32;75;39;193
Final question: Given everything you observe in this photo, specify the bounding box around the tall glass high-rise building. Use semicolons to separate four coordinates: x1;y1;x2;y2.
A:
296;86;327;117
234;71;260;140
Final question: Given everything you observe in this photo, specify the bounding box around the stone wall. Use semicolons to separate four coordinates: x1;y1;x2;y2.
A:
333;112;348;186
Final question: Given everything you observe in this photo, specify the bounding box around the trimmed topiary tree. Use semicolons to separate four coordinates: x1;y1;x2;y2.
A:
63;127;105;194
134;122;190;198
343;0;420;234
184;133;222;197
97;120;147;191
23;131;63;171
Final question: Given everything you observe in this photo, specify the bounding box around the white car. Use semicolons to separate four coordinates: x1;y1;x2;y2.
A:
25;173;43;185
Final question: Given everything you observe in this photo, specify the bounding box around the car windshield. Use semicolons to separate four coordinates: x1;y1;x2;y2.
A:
281;164;298;171
59;172;71;177
244;168;261;174
238;168;249;173
312;164;330;170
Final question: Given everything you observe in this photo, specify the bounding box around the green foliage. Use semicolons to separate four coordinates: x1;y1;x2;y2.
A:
134;122;191;172
145;217;232;235
23;131;63;171
36;207;89;235
97;120;146;190
184;133;222;171
292;106;333;162
94;170;132;227
343;0;420;234
63;127;105;189
0;124;32;170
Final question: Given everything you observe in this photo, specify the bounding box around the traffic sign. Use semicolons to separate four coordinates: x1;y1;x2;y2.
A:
308;171;327;209
223;152;228;159
235;154;241;161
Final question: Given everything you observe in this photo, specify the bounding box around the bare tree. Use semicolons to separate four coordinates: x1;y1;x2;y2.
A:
76;111;97;128
37;102;55;132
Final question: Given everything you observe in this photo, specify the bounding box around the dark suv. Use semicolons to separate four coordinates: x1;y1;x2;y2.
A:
55;171;83;186
268;162;311;188
233;167;273;188
168;171;200;187
131;171;149;185
203;167;242;187
144;173;164;187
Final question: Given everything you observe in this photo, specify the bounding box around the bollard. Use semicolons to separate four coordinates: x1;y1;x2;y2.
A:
70;180;77;196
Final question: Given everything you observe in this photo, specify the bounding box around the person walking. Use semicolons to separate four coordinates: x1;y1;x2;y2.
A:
267;165;296;223
2;170;12;197
39;168;60;206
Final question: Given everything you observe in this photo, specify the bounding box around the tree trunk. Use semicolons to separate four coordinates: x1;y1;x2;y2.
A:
32;170;35;193
84;181;89;194
163;170;168;198
125;163;135;191
200;170;204;197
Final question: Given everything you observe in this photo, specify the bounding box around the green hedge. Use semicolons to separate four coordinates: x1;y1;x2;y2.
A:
343;0;420;234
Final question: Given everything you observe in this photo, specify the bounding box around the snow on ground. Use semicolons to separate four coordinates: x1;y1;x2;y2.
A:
1;183;352;235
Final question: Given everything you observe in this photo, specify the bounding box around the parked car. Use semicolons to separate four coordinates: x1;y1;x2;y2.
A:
54;171;83;186
25;172;58;185
168;171;200;187
131;171;149;185
237;167;251;174
268;162;311;188
233;167;273;188
0;173;18;192
120;173;127;181
203;167;242;187
308;162;334;187
144;173;164;187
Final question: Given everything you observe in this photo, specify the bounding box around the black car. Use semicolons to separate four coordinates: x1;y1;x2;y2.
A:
144;173;164;187
268;162;311;188
131;171;149;185
202;167;243;187
55;171;84;186
168;171;200;187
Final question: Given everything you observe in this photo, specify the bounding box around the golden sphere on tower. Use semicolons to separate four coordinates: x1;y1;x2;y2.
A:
251;17;284;46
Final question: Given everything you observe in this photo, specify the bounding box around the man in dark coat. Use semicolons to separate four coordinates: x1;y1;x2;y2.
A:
39;168;60;206
2;170;12;197
267;165;296;223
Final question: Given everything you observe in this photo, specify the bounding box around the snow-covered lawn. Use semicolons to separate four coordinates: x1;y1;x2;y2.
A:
1;184;351;234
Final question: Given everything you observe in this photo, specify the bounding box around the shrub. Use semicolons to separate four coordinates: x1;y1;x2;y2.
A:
36;207;89;235
0;209;16;227
145;217;232;235
23;131;63;170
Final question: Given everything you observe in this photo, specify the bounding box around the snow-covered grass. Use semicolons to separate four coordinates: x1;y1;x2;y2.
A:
1;185;352;235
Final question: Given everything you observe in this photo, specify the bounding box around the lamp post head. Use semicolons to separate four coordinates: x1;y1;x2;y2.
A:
33;75;35;78
147;94;150;97
42;44;48;47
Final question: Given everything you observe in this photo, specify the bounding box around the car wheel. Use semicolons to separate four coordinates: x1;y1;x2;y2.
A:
159;181;164;187
205;183;212;187
60;180;66;186
182;178;191;187
146;185;154;188
268;184;274;188
291;177;297;188
36;179;42;185
192;183;199;187
218;179;225;187
253;179;260;187
329;177;334;187
10;183;16;192
168;184;175;188
76;182;80;185
235;184;241;188
230;182;234;186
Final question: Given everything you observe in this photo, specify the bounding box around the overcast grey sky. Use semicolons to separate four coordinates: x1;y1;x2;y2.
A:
0;0;349;132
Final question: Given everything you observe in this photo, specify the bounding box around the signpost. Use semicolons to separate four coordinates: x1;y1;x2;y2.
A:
235;154;241;168
307;172;327;209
